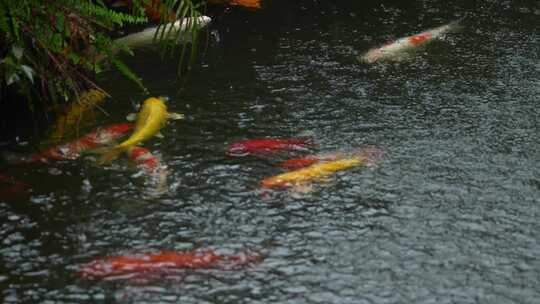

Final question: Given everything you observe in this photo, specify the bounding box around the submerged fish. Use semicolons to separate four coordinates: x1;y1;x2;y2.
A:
114;16;212;49
99;97;183;164
77;250;263;280
126;146;168;196
261;156;368;189
21;123;132;163
358;20;461;64
227;138;312;157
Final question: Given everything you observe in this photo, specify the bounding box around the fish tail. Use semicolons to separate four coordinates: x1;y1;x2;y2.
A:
98;145;126;164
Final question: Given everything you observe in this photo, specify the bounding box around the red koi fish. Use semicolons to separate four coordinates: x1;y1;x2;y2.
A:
78;250;263;279
227;138;312;157
23;123;132;163
358;20;461;63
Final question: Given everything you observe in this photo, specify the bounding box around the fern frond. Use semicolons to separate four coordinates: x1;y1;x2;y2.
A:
110;57;148;94
72;0;148;28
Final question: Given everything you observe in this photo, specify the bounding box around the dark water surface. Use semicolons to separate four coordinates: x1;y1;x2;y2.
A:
1;0;539;303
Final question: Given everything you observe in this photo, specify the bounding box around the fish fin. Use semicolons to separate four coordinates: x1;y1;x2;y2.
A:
167;112;185;120
98;146;126;164
126;113;138;121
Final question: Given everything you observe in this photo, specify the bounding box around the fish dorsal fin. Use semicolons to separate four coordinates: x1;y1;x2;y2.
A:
167;112;185;120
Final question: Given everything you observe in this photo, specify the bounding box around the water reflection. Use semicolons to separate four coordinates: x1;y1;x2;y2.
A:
1;0;540;303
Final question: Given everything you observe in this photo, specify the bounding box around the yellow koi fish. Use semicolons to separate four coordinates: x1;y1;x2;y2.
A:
99;97;183;164
261;156;368;189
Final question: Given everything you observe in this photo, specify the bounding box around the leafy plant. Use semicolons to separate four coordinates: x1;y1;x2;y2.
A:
0;0;205;115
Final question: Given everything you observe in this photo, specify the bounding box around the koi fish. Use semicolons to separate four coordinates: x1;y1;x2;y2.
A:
77;250;263;280
21;123;132;164
126;146;168;196
358;20;461;64
278;146;385;170
208;0;262;10
126;146;160;174
261;156;368;189
227;138;312;157
264;146;385;189
278;152;345;170
114;16;212;49
98;97;184;164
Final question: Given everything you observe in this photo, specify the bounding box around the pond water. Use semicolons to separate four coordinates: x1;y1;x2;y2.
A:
1;0;539;303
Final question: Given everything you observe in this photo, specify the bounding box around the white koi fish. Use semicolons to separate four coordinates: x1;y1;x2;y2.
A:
358;20;461;63
115;16;212;49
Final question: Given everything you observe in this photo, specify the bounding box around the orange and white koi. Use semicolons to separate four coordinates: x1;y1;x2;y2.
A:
358;20;461;63
22;123;132;163
77;250;263;280
126;146;168;195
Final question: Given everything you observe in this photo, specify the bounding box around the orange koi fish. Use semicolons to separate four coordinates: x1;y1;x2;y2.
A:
358;20;461;63
77;250;263;279
22;123;132;163
227;138;312;157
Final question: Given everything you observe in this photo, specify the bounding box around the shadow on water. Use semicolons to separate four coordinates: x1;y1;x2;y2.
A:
1;0;539;303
